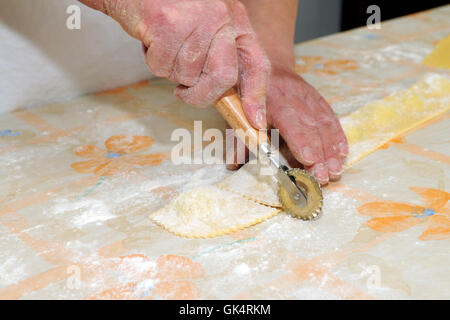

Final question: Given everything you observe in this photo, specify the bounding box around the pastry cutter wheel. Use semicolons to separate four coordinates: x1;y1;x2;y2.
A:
214;88;323;220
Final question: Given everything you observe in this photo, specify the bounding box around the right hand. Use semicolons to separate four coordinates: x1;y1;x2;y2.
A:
80;0;271;130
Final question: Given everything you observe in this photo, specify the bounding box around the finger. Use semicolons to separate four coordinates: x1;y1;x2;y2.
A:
337;125;349;159
174;25;238;107
294;77;348;159
317;121;343;181
228;1;270;130
143;16;195;78
271;104;328;182
170;19;226;87
142;42;148;55
236;33;271;130
317;97;349;159
144;36;181;78
79;0;112;14
296;110;330;184
141;0;232;80
308;95;346;180
225;124;248;170
305;163;329;186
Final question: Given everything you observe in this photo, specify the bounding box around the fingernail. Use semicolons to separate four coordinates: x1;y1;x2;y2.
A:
338;142;348;157
227;163;241;171
327;158;342;176
313;163;329;184
301;147;315;165
141;43;148;54
255;108;267;130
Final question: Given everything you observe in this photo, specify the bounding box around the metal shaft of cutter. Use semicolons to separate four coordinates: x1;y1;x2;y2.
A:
259;143;308;207
212;88;307;208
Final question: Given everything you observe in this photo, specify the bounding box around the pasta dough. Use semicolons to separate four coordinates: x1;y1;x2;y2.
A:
150;74;450;238
217;162;281;207
342;74;450;166
150;186;279;238
423;35;450;69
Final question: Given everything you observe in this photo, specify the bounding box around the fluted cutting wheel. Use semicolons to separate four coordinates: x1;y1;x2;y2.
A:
278;168;323;220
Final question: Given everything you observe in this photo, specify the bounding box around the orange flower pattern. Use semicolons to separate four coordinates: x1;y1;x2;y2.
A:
358;187;450;241
71;135;166;176
296;56;359;75
89;254;205;300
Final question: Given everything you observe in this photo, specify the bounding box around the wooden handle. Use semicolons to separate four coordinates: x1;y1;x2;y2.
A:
214;88;268;154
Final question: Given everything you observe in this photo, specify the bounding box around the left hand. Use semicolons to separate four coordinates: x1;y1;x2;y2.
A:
227;65;348;185
265;66;348;185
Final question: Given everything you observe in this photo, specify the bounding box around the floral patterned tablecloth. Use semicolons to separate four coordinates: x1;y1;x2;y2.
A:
0;6;449;299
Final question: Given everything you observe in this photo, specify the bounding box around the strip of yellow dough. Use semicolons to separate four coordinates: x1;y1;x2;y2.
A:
150;74;449;238
342;73;449;166
217;74;450;206
423;35;450;69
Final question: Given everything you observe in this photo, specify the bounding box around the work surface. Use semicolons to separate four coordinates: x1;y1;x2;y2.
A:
1;6;449;299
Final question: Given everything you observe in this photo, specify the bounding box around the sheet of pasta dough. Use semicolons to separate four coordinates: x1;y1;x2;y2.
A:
422;35;450;69
150;74;450;238
150;186;279;238
217;162;281;207
342;73;449;165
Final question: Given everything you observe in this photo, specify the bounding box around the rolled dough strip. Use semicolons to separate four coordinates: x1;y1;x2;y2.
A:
150;73;449;238
423;35;450;69
342;73;450;166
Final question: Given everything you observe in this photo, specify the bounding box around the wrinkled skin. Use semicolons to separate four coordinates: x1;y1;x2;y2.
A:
80;0;270;129
227;66;348;185
80;0;349;185
226;0;349;185
266;67;348;184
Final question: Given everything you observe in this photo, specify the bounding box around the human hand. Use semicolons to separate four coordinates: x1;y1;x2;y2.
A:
80;0;270;129
266;66;348;184
227;65;348;185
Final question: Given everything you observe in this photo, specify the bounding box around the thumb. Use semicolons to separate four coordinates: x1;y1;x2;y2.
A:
226;124;249;170
227;0;271;130
79;0;146;40
78;0;115;15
